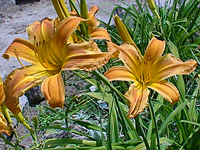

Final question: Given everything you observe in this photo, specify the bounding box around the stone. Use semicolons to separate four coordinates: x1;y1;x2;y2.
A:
19;95;28;110
24;86;45;107
10;0;41;5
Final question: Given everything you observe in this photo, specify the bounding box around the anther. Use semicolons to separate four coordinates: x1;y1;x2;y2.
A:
14;47;30;70
147;76;150;81
36;42;38;47
34;35;36;41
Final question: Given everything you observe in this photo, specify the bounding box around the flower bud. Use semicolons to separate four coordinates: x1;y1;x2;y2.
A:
114;15;141;54
114;15;134;44
80;0;89;19
147;0;160;19
52;0;70;20
147;0;156;11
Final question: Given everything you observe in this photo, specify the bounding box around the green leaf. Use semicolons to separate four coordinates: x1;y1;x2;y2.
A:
72;119;106;132
73;70;104;92
19;133;31;141
108;94;119;145
147;94;164;140
159;101;188;136
179;120;200;127
32;116;38;131
83;92;129;112
188;80;200;122
177;75;186;101
133;137;180;150
40;125;96;140
44;138;101;148
167;40;180;58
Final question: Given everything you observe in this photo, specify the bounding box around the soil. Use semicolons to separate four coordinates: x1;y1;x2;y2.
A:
0;0;133;149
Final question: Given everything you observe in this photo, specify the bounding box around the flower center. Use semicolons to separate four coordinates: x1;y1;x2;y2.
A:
33;35;62;72
138;60;152;84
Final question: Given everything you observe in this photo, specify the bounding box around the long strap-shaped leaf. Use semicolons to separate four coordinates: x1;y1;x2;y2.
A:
159;101;188;138
75;70;140;140
52;0;70;20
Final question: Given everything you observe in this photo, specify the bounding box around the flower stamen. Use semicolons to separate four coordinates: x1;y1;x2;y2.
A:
14;47;31;71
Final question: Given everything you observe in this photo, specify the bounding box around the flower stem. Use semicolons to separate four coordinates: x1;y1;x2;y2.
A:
1;105;22;145
14;112;38;147
149;99;160;150
52;0;70;20
1;104;12;125
0;133;16;148
23;121;38;147
114;15;142;55
69;0;80;16
92;70;128;104
135;116;150;150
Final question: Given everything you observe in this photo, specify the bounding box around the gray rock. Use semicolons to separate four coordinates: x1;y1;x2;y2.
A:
24;86;45;107
19;95;28;109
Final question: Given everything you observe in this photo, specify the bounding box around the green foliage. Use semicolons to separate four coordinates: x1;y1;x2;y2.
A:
106;0;200;61
36;105;66;127
1;0;200;149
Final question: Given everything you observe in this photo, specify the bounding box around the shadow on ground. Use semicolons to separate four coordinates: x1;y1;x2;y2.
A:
14;0;40;5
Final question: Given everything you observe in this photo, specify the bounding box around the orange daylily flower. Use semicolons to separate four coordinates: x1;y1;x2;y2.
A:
0;111;11;136
105;37;197;118
0;75;11;135
3;16;113;115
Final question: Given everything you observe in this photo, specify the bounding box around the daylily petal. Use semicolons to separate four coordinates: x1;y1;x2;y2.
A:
151;54;198;81
70;6;100;27
48;16;86;61
65;41;102;56
144;37;165;63
62;53;112;71
3;65;51;114
62;41;113;71
107;42;142;79
70;10;78;16
26;18;54;43
107;41;122;58
148;80;180;104
125;84;150;118
0;80;5;106
0;112;11;136
119;43;142;72
52;16;85;50
2;38;38;64
88;6;100;27
104;66;136;82
89;27;111;41
41;72;65;108
0;75;2;84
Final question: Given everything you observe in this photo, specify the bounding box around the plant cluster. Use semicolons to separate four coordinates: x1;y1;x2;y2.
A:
0;0;199;149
